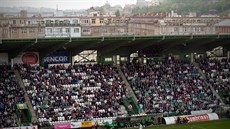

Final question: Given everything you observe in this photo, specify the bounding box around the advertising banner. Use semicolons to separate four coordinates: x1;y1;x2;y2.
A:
186;114;209;122
13;52;39;65
81;121;93;128
191;109;213;115
94;118;113;126
3;125;38;129
70;122;81;128
163;113;219;125
44;51;70;67
54;122;71;129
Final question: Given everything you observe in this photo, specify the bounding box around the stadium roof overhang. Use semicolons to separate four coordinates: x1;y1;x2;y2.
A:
1;34;230;59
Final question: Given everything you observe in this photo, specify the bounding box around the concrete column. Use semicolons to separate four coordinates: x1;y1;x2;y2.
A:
112;55;117;65
138;57;144;64
191;53;194;63
227;51;230;60
11;58;14;69
117;55;120;65
72;56;75;65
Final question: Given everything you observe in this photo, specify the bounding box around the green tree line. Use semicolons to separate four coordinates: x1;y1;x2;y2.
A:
132;0;230;16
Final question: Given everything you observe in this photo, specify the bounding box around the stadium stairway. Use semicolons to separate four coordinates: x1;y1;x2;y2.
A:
14;70;38;124
193;62;225;105
117;66;142;114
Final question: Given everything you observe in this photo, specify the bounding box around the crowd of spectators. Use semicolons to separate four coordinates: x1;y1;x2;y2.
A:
0;65;25;128
16;64;127;122
122;57;220;115
197;58;230;104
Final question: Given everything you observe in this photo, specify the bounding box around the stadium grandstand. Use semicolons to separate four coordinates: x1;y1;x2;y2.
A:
0;7;230;129
0;34;230;129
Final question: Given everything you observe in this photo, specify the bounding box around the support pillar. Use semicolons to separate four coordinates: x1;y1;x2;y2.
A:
112;55;120;66
228;51;230;60
39;56;44;67
72;56;75;65
138;57;144;64
11;58;14;69
112;55;117;65
191;53;194;63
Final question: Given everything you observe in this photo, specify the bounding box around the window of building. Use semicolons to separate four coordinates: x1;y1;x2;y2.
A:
92;19;96;24
82;29;90;33
20;20;24;24
39;28;43;33
108;19;111;24
41;21;45;25
201;27;204;31
64;20;70;25
29;29;35;33
13;20;16;24
73;19;79;24
100;20;104;24
12;29;17;34
102;29;107;33
184;27;187;32
74;28;79;33
94;28;99;33
47;28;52;33
66;28;70;33
83;19;89;24
3;29;8;34
55;20;59;25
174;27;179;32
56;28;62;33
46;20;51;25
21;28;27;33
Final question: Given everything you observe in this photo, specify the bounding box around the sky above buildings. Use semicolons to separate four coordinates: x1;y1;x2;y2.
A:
0;0;140;9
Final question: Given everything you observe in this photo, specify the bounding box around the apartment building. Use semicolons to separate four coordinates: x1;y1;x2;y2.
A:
128;13;221;36
0;10;44;38
0;10;229;39
215;19;230;34
43;17;81;38
161;17;221;35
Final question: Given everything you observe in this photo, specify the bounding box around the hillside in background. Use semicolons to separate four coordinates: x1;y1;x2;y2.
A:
132;0;230;16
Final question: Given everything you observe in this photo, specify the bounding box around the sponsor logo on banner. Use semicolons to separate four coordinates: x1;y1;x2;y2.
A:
81;121;93;128
44;51;70;67
187;114;209;122
13;52;39;65
71;122;81;128
164;113;218;125
54;122;71;129
22;52;38;64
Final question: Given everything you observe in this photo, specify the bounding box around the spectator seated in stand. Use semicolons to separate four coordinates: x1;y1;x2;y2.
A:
197;58;230;104
122;56;220;116
16;64;127;123
0;65;25;128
